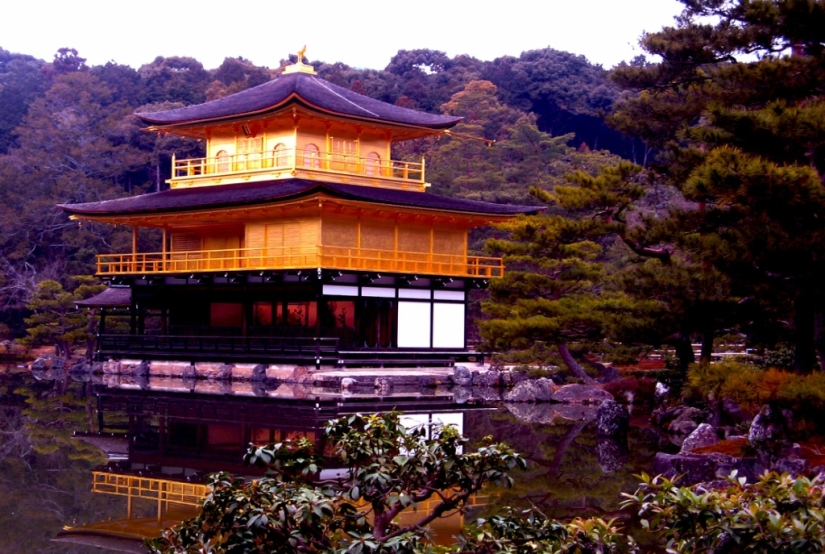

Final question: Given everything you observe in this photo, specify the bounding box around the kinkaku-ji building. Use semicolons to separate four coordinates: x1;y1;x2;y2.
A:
61;52;540;368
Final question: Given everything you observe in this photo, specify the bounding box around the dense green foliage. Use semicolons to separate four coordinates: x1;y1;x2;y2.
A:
147;412;530;553
624;472;825;553
608;0;825;372
20;276;104;358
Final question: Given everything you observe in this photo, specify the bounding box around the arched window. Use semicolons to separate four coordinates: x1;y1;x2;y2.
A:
303;143;320;168
365;151;381;176
216;150;230;173
273;143;289;167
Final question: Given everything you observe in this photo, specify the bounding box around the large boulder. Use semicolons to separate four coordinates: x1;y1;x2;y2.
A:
504;378;557;403
550;384;613;405
653;452;718;484
667;406;704;437
477;370;503;388
453;365;473;386
251;364;268;382
31;357;49;372
680;423;719;454
133;360;150;377
216;364;233;381
596;400;629;437
748;404;792;454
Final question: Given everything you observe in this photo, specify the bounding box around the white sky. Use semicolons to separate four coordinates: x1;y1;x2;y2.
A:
2;0;684;71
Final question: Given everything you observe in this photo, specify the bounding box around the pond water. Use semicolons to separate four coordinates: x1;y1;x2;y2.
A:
0;369;664;553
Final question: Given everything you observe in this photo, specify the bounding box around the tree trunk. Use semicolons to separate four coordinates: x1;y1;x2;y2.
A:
700;330;714;365
669;333;695;373
794;289;817;373
556;343;595;384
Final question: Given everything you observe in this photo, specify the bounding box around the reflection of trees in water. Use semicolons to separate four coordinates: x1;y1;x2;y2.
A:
0;373;120;553
463;408;657;520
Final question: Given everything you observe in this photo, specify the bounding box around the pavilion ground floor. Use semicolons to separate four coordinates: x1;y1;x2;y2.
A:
91;270;485;367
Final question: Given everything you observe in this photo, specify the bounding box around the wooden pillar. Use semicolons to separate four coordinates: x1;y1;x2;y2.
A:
162;227;168;271
131;226;139;271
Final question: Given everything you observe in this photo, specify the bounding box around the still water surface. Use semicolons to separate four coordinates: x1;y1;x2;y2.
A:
0;369;661;553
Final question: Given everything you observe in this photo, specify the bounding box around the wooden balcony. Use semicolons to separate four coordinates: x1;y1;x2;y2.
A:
96;245;504;278
170;148;426;190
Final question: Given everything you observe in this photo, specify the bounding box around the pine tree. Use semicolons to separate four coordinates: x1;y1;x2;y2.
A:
609;0;825;372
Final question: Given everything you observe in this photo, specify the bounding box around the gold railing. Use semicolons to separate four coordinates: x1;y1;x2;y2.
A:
97;245;503;278
92;472;207;507
172;148;425;183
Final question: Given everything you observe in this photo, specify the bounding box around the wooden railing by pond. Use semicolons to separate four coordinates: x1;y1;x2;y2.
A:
96;246;504;278
172;148;425;184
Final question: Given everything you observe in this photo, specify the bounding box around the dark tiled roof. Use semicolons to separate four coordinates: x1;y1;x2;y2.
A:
75;287;132;307
137;72;462;129
59;179;543;218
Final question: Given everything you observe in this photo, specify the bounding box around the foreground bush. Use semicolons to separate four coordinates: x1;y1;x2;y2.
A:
147;412;825;553
145;412;634;554
624;472;825;554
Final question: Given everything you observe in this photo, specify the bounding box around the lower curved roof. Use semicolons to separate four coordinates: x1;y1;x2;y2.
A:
59;180;543;218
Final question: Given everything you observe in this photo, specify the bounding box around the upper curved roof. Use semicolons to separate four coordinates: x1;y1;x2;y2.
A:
137;71;463;129
59;179;543;218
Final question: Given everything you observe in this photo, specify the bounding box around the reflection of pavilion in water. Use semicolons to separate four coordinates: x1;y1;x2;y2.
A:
56;385;490;551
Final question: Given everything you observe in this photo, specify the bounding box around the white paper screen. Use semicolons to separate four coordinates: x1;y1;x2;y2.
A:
397;301;431;347
432;303;464;348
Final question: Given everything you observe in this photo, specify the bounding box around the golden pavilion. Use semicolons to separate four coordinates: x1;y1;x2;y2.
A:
61;53;540;367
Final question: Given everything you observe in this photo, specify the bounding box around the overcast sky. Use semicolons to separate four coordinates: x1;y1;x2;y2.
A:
3;0;684;70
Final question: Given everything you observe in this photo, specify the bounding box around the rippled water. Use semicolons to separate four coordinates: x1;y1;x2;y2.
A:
0;369;662;553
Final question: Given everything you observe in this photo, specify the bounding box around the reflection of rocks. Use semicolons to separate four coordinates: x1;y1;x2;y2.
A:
69;362;91;374
680;423;719;453
453;386;472;404
596;400;629;437
597;436;628;473
31;357;49;372
31;369;48;381
550;384;613;405
472;387;504;402
553;404;598;422
453;365;473;386
504;378;557;402
251;380;268;397
506;402;597;424
182;375;197;391
290;384;309;399
135;374;150;390
506;403;558;424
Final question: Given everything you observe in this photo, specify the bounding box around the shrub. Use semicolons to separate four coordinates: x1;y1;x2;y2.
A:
623;472;825;553
686;362;825;428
